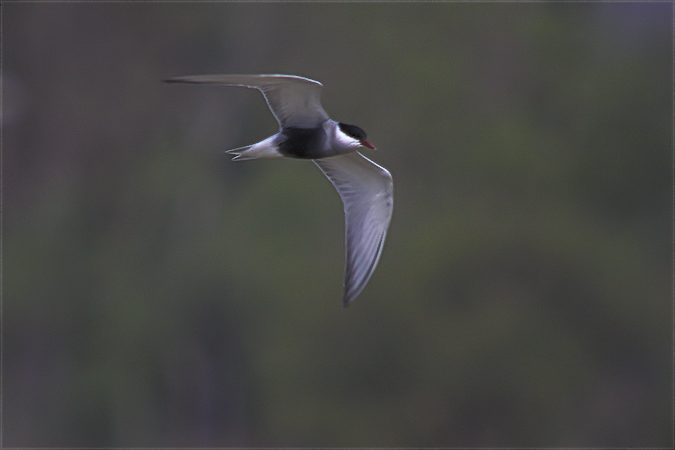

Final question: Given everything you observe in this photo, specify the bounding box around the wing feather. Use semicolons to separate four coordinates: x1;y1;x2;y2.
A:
314;152;393;306
164;74;329;128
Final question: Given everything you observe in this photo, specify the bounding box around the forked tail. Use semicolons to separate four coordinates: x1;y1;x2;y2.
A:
226;145;255;161
225;135;282;161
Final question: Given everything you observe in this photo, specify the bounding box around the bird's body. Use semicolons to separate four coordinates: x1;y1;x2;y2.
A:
230;119;356;160
165;74;393;306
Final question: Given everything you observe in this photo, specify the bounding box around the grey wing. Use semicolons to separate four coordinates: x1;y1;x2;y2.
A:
314;152;394;306
164;74;329;128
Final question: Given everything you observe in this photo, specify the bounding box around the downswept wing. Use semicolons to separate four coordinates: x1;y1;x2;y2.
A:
314;152;394;306
164;74;329;128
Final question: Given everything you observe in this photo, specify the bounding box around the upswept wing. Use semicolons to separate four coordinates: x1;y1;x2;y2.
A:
314;152;394;306
164;74;329;128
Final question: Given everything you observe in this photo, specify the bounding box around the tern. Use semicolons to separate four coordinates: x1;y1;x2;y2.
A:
164;74;393;307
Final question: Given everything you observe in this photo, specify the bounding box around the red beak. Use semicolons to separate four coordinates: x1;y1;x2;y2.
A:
361;140;376;150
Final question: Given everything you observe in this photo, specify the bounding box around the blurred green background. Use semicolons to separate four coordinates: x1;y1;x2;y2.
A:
3;2;672;448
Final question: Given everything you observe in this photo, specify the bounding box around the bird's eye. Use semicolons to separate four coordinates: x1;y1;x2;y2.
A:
338;122;367;140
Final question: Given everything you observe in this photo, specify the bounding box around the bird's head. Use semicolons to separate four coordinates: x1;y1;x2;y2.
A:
338;122;376;150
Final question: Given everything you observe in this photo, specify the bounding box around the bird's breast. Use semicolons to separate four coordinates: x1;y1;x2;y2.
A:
277;127;329;159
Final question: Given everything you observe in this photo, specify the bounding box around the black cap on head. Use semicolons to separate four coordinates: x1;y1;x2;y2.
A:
338;123;368;141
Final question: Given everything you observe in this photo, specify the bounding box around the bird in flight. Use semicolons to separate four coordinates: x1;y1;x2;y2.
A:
164;74;393;307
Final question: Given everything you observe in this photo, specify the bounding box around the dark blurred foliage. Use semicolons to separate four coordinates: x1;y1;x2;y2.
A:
2;2;672;448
